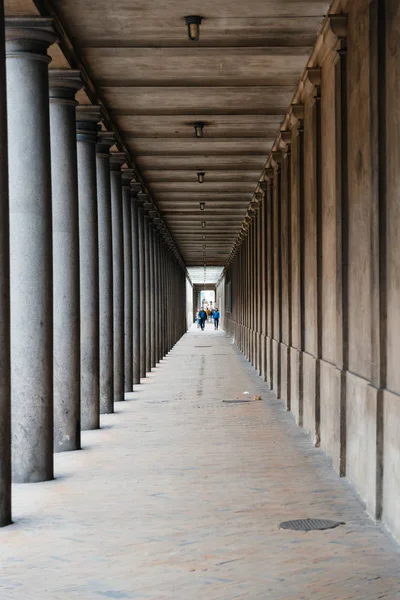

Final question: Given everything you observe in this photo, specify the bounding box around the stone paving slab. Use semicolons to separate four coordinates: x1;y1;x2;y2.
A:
0;324;399;599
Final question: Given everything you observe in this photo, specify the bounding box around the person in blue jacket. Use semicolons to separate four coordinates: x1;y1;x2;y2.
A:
213;308;220;330
198;308;207;330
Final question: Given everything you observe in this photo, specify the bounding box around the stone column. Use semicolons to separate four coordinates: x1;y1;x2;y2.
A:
6;18;57;482
110;153;125;401
149;223;156;369
96;131;115;414
131;183;141;384
137;197;146;378
76;104;101;430
144;214;151;373
49;70;82;451
122;169;134;392
154;232;161;363
0;0;11;525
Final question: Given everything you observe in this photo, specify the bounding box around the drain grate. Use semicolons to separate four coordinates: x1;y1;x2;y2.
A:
279;518;344;531
194;345;212;348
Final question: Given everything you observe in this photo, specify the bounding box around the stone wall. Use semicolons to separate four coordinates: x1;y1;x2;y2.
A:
221;0;400;543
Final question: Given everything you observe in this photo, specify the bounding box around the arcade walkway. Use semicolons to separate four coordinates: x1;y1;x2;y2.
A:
0;325;399;600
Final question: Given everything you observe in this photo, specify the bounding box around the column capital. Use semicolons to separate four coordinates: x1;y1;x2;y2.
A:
271;150;283;169
49;69;82;105
110;152;126;172
292;103;304;121
76;105;102;143
306;67;322;88
122;168;135;188
280;130;292;145
5;17;57;61
96;131;115;156
130;182;143;199
265;167;274;181
328;14;348;40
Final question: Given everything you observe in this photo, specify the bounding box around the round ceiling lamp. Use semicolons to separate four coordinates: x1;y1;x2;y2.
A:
197;171;205;184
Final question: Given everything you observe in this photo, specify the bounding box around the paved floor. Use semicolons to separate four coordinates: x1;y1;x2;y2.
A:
1;324;400;599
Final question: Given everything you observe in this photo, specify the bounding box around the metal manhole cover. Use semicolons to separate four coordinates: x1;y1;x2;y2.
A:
223;399;252;403
279;519;344;531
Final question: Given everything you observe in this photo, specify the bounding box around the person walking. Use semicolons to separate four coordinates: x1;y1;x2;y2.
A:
213;308;220;330
198;308;207;331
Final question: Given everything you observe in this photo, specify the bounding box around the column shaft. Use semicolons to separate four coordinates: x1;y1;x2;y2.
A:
149;224;156;368
76;105;101;430
131;189;141;384
0;0;11;524
6;18;57;482
110;155;125;401
49;70;82;451
122;175;133;391
144;216;151;373
96;132;114;414
138;204;146;378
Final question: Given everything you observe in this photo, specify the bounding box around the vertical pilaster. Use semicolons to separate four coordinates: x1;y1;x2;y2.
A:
332;17;348;476
49;70;82;450
96;131;115;414
6;18;57;481
76;105;101;431
272;152;282;398
292;104;305;427
266;168;274;389
110;153;125;401
0;0;11;524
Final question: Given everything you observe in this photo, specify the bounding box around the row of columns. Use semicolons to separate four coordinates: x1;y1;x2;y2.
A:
0;12;187;525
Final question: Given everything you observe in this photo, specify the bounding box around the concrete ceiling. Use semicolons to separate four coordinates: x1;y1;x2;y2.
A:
6;0;331;266
187;266;224;285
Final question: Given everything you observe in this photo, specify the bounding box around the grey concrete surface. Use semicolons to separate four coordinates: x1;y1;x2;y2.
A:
0;325;399;599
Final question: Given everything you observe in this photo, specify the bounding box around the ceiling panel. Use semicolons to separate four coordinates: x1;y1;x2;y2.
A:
14;0;330;265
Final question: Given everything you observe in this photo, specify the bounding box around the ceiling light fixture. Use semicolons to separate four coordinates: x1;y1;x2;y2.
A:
184;16;203;41
201;221;206;228
193;122;205;138
202;234;206;240
197;171;205;184
199;201;205;210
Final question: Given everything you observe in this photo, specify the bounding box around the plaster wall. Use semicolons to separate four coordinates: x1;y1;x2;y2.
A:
320;49;337;365
346;0;373;381
185;277;193;331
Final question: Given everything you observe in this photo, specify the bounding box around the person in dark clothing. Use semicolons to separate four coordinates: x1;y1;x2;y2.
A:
213;308;220;330
198;308;207;330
